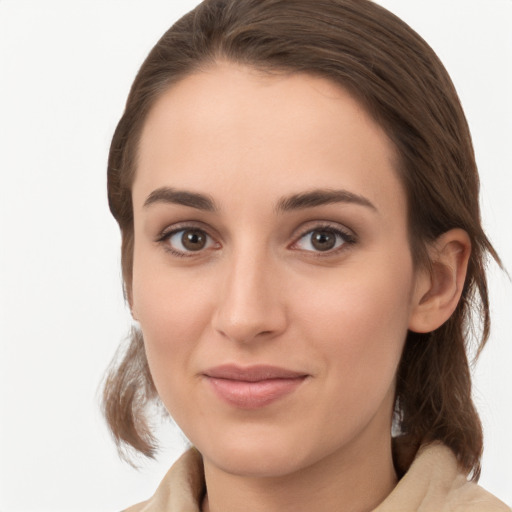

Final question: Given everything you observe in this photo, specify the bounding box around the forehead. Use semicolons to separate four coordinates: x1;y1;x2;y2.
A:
133;62;405;220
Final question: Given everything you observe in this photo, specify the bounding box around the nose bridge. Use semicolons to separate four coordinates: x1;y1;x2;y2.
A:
213;240;285;343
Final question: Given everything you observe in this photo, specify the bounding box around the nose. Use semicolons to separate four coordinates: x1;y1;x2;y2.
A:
212;248;288;344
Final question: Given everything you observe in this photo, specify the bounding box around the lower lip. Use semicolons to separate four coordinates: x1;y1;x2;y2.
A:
205;376;307;409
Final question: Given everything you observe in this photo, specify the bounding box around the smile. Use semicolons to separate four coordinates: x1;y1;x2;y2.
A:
203;365;309;409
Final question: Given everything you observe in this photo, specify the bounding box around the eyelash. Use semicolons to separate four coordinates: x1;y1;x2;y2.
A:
156;222;357;258
291;223;357;256
156;223;218;258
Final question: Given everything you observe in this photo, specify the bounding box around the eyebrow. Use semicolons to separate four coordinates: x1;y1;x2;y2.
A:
276;189;377;213
143;186;377;214
143;187;217;212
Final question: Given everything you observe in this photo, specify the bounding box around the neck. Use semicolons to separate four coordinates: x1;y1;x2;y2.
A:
201;431;397;512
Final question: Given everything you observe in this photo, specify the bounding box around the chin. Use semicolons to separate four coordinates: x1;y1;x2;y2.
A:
197;427;328;479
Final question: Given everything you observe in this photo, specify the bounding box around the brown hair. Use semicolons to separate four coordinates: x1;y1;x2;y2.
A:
102;0;500;478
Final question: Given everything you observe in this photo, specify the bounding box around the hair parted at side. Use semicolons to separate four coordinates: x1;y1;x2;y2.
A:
102;0;501;477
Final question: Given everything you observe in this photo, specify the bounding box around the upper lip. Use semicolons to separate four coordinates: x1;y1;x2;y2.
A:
203;364;308;382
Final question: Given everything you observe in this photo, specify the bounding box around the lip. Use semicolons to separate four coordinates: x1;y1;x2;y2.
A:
203;364;309;409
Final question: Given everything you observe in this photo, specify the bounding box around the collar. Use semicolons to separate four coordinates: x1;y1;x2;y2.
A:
126;443;510;512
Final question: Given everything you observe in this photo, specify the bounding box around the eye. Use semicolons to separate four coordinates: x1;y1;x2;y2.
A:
293;226;355;253
161;227;217;255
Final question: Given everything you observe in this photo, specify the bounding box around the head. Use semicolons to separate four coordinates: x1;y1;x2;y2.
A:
103;0;499;479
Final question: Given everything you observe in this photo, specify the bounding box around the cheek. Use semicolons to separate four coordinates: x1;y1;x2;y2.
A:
292;253;414;390
132;236;216;329
131;254;217;403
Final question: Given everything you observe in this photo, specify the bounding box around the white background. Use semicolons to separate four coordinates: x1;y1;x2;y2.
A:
0;1;510;510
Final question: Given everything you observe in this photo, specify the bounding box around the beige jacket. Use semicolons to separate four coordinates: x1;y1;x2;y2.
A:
124;443;510;512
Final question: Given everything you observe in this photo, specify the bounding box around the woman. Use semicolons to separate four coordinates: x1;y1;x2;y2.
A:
102;0;511;510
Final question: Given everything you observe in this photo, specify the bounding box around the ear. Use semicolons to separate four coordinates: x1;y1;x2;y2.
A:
408;228;471;333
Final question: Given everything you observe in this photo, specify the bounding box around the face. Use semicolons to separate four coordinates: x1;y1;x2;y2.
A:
131;62;422;478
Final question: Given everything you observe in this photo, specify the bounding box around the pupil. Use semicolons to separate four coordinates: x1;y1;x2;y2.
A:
182;230;206;251
312;231;335;251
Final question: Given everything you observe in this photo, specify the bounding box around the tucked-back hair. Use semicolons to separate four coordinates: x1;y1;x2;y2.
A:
103;0;500;478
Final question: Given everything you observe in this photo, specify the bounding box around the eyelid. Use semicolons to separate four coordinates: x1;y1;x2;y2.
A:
289;221;357;254
155;220;356;257
156;221;220;257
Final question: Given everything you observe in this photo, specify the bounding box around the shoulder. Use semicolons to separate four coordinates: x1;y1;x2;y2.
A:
376;442;511;512
444;468;511;512
122;501;149;512
426;444;511;512
447;480;511;512
120;448;205;512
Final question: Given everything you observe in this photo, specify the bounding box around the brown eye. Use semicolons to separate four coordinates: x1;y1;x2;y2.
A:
310;230;336;251
294;226;354;253
165;228;215;254
181;229;207;251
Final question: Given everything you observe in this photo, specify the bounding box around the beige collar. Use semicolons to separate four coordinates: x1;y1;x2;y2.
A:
125;443;510;512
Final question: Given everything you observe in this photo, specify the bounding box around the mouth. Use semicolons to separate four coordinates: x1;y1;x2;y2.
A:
202;364;309;409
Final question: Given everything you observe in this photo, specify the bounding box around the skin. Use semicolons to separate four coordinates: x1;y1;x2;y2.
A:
130;62;470;512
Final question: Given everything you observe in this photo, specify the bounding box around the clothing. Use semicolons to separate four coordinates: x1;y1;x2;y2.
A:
123;443;510;512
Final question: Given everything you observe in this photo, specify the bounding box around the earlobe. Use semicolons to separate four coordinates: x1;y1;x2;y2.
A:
408;229;471;333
